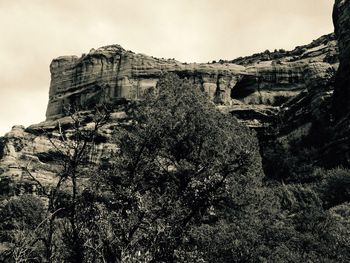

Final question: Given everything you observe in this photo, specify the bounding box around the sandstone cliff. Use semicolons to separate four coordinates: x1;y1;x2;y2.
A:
47;47;244;119
0;30;340;188
46;34;338;130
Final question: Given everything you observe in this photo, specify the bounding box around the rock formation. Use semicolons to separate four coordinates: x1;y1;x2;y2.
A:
0;113;123;191
47;47;244;119
260;0;350;170
333;0;350;119
46;34;338;130
0;30;340;187
311;0;350;167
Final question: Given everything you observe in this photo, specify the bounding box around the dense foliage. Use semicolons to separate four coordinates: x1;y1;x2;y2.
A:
80;74;263;262
0;74;349;262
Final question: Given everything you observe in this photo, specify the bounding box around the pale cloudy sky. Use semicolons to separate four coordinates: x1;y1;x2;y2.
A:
0;0;334;135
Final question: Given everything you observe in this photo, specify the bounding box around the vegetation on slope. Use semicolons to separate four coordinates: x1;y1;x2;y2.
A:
0;74;349;262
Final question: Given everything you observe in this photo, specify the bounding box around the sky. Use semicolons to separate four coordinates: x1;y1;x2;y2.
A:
0;0;334;136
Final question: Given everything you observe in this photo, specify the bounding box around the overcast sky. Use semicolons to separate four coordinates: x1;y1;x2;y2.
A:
0;0;334;135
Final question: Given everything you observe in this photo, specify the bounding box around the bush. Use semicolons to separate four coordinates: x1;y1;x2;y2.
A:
318;168;350;208
0;195;45;231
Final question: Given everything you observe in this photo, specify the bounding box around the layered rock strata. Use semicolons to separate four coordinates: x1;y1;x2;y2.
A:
0;33;340;187
46;34;338;131
47;48;244;119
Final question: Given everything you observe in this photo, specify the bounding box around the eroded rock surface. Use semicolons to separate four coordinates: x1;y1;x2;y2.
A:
46;34;338;131
0;113;123;192
260;0;350;170
0;33;340;187
47;46;245;119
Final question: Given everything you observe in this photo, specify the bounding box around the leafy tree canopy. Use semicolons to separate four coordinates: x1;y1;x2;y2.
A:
85;73;264;261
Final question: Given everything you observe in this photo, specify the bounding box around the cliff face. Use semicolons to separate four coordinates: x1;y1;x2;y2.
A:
333;0;350;119
47;47;245;119
46;34;338;129
260;0;350;171
314;0;350;166
0;31;340;188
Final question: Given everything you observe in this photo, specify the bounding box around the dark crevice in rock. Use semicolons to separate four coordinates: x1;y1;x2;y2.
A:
231;75;258;99
115;54;122;98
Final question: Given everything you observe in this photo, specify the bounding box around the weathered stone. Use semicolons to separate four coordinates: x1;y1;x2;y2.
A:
46;46;246;119
46;34;338;127
0;31;340;187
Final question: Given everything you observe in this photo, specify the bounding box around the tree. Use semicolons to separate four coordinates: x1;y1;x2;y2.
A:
86;73;263;261
0;195;46;263
16;106;111;263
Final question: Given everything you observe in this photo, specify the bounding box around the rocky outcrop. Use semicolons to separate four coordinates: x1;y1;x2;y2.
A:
309;0;350;167
258;1;350;171
46;35;338;131
47;47;245;119
0;31;340;189
278;62;335;132
226;35;337;129
230;34;338;66
0;125;59;194
0;113;123;193
333;0;350;119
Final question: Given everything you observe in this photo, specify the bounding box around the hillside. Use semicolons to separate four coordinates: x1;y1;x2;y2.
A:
1;0;350;261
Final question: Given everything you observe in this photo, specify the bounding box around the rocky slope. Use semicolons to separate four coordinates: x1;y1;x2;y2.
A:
261;0;350;172
0;112;124;192
230;34;338;66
